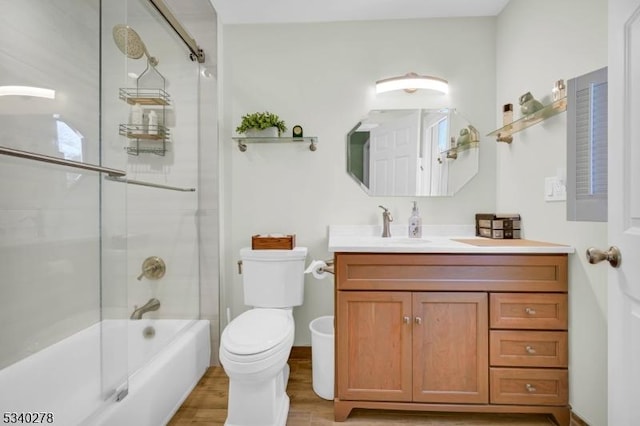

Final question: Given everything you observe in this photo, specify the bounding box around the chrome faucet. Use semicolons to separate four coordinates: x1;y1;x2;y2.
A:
379;205;393;238
130;298;160;320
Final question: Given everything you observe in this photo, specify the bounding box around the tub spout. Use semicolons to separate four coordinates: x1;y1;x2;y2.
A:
130;298;160;320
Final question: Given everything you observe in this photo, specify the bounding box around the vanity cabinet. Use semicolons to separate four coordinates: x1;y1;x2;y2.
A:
337;291;488;404
334;252;569;426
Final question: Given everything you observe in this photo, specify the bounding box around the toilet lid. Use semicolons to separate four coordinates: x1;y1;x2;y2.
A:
223;309;293;355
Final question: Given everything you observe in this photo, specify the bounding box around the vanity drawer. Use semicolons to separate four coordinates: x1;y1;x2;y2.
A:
490;331;568;367
490;293;567;330
490;368;568;406
335;253;568;292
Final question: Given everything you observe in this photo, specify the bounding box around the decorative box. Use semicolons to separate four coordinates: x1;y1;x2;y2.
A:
251;234;296;250
475;213;521;239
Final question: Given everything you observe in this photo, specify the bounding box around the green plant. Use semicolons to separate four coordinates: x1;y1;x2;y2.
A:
235;111;287;135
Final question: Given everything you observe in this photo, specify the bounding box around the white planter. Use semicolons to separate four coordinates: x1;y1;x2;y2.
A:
244;127;279;138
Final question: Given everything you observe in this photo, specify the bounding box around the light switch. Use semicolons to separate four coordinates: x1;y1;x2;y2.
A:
545;176;566;202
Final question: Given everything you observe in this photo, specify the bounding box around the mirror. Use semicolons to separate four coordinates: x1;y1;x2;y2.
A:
346;109;479;196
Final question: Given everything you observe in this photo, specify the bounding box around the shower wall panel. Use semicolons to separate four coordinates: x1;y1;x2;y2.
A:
0;0;103;370
117;0;201;322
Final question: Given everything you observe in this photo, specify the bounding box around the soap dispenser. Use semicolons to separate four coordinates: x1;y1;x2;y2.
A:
408;201;422;238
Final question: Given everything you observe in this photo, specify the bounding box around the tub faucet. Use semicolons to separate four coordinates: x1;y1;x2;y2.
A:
130;298;160;320
379;205;393;238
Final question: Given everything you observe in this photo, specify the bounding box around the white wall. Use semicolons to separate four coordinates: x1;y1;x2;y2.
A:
220;18;497;346
219;4;609;422
495;1;608;424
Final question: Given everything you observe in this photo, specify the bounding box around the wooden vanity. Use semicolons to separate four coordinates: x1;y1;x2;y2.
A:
333;250;570;426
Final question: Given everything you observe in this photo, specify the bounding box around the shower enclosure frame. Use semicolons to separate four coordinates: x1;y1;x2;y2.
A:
0;0;218;423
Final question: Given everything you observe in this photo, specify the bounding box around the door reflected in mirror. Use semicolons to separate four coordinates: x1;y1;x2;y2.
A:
347;109;479;196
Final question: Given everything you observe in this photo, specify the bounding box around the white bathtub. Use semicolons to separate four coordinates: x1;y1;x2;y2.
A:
0;319;210;426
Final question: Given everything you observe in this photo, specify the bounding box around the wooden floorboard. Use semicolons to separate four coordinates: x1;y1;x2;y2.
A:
168;357;557;425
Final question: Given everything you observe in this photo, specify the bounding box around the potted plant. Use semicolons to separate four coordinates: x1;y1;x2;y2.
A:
235;111;287;137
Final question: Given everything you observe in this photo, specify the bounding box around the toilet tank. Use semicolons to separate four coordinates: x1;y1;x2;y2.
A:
240;247;308;308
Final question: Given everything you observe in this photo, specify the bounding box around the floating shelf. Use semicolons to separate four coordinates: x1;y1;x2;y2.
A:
119;88;171;106
439;141;479;162
232;136;318;152
487;97;567;143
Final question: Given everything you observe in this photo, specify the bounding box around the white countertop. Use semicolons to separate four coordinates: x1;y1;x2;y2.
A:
328;225;575;254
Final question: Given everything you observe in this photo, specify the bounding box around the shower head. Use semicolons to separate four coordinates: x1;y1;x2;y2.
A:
112;24;159;67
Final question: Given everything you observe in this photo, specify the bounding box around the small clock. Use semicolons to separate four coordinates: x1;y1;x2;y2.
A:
292;125;303;138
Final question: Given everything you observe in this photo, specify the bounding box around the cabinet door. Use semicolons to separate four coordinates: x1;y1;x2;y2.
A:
412;292;489;403
336;291;412;401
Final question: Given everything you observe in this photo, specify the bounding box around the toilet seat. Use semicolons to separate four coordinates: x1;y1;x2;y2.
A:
221;309;294;363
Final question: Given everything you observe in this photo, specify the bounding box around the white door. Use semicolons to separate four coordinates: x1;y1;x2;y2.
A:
369;110;420;195
607;1;640;424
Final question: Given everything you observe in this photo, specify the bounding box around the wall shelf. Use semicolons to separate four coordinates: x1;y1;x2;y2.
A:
438;141;479;162
487;97;567;143
232;136;318;152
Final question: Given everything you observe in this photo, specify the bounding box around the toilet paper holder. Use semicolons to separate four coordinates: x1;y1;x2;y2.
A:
319;259;334;275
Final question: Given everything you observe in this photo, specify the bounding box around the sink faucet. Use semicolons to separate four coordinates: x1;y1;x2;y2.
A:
130;298;160;320
379;205;393;238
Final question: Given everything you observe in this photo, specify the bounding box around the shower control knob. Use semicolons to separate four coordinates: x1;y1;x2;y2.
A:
137;256;166;281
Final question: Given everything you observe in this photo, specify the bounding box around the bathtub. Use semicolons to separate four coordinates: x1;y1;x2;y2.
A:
0;319;210;426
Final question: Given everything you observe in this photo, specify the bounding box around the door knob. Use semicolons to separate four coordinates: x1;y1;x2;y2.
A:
586;246;621;268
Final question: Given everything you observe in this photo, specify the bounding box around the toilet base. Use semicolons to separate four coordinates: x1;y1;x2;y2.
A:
224;363;291;426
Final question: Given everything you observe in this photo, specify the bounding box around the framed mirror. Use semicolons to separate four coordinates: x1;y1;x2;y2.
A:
346;108;479;196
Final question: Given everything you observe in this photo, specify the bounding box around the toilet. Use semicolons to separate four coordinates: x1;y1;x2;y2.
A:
219;246;308;426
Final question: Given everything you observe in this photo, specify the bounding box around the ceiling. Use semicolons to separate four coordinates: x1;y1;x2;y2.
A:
208;0;511;24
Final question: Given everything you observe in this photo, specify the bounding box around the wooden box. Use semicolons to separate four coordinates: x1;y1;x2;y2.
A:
476;213;521;239
251;234;296;250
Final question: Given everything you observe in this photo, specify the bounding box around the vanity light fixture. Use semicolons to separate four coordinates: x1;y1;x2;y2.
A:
0;85;55;99
375;72;449;94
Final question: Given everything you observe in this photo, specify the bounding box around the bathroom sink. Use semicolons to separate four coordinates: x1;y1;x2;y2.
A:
327;225;575;254
326;227;475;253
379;237;431;245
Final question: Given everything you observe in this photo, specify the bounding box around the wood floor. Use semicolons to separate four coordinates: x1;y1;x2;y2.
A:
168;354;557;426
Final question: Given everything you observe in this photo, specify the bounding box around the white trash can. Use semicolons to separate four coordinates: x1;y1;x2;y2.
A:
309;315;334;400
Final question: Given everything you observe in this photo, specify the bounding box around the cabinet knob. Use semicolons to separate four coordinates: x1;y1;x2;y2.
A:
524;307;536;315
403;316;410;324
525;383;537;393
414;317;422;325
525;345;536;354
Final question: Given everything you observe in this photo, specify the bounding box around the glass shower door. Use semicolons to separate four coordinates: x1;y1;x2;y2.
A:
0;0;129;423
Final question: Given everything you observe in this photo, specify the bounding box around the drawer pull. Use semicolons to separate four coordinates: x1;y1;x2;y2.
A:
525;383;537;393
524;307;536;315
415;317;422;325
403;316;410;324
525;345;536;354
